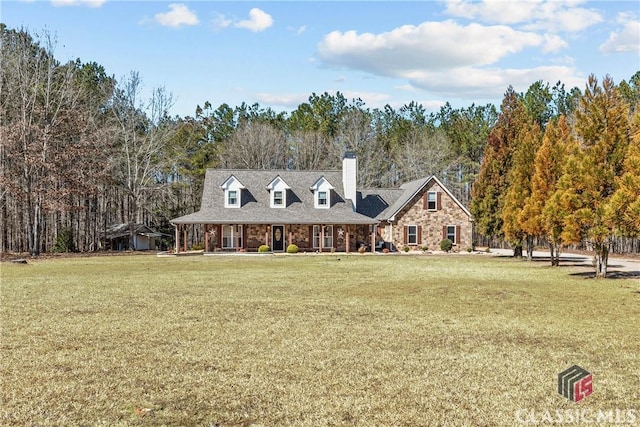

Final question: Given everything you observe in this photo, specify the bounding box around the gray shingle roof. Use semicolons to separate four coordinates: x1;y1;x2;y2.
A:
171;170;471;225
171;169;377;225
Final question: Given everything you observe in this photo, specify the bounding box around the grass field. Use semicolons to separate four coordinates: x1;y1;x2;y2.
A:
1;253;639;426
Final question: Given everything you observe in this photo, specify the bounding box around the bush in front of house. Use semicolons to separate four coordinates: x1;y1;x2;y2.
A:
403;246;410;252
286;244;299;254
258;245;270;252
440;239;453;252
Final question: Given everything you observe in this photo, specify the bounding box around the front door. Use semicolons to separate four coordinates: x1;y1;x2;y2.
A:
272;225;284;252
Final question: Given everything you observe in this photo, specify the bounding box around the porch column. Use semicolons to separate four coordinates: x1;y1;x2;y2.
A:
265;225;269;247
183;226;188;252
174;224;179;254
370;225;375;253
345;226;350;253
319;225;324;252
204;225;210;252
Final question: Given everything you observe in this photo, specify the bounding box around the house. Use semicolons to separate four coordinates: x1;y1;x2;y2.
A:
103;223;170;251
170;153;473;253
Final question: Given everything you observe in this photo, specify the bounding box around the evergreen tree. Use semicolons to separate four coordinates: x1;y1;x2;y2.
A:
471;87;525;250
502;119;542;259
606;109;640;237
522;116;575;265
552;75;630;278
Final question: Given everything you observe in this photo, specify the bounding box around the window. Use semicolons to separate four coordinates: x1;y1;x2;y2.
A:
323;225;333;248
220;175;245;208
267;176;290;208
313;225;333;248
427;191;437;210
227;190;238;207
273;190;284;207
222;225;243;248
310;177;333;209
407;225;418;244
446;225;456;244
317;191;328;207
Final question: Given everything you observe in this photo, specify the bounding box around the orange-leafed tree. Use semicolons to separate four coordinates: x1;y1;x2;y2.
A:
521;116;575;265
552;75;630;278
470;87;524;249
501;119;542;259
606;108;640;238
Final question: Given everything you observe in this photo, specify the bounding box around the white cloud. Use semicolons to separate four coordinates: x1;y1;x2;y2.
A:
317;20;544;75
404;65;585;99
255;92;309;109
444;0;603;33
51;0;106;7
154;3;199;28
599;14;640;54
211;13;232;31
542;33;568;53
235;8;273;32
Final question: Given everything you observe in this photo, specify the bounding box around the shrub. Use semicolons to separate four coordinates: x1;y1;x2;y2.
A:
466;247;473;253
485;247;491;253
440;239;453;252
403;246;410;252
191;242;205;251
421;246;429;251
258;245;270;252
358;245;366;254
52;228;75;253
286;244;299;254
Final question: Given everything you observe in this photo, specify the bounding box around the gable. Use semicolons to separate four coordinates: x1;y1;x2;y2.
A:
382;176;471;221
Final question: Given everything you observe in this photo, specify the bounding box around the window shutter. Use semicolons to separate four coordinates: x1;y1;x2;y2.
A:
423;193;427;210
404;226;408;244
417;226;422;243
456;225;461;244
442;225;446;240
218;225;222;248
437;192;442;210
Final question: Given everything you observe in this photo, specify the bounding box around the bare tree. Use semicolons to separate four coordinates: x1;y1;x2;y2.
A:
221;121;288;169
109;71;175;247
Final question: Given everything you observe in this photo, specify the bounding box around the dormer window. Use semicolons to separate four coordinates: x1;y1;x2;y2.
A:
317;191;328;207
267;176;290;208
273;190;284;207
310;176;334;209
227;190;239;207
220;175;245;208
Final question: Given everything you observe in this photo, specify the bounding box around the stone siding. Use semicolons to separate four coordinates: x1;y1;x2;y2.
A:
385;182;473;251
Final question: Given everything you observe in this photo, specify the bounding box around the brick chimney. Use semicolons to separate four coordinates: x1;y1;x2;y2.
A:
342;151;357;210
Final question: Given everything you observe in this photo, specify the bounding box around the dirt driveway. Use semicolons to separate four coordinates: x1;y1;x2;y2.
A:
486;248;640;279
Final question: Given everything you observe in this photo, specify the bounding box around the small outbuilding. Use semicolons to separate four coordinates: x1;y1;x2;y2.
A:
103;223;170;251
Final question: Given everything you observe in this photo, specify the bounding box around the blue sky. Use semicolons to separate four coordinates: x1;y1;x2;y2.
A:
3;1;639;118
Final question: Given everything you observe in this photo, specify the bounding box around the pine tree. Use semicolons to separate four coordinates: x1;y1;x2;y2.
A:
521;116;574;265
606;109;640;237
471;87;524;247
502;119;542;258
552;75;630;278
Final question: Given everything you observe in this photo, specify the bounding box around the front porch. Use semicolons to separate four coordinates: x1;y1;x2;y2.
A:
173;223;383;254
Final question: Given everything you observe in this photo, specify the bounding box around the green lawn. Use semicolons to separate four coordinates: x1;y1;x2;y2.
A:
1;254;639;426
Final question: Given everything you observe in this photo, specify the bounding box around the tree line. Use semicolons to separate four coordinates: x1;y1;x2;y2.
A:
1;25;638;267
471;74;640;277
